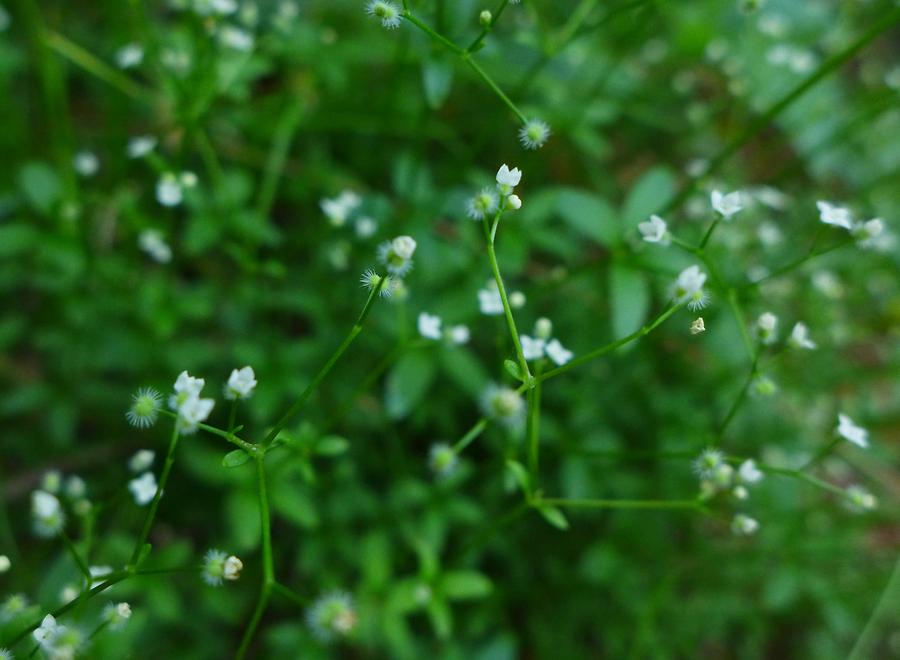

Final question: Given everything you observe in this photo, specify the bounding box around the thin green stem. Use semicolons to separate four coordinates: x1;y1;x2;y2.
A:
256;101;304;219
271;582;306;607
800;437;842;472
482;215;532;382
466;0;511;53
59;529;92;583
452;417;490;454
158;410;258;455
715;353;760;441
88;620;110;641
538;304;681;383
537;497;701;510
260;276;387;447
698;217;721;251
526;363;543;483
727;289;756;361
745;239;851;288
128;423;180;568
402;11;464;55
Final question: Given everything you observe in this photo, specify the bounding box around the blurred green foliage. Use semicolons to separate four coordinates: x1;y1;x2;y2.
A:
1;0;899;658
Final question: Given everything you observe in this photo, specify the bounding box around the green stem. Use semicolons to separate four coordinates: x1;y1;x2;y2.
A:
800;437;842;472
402;11;464;54
158;410;258;455
698;217;721;250
59;529;92;583
270;582;306;607
452;417;490;454
538;304;681;383
466;0;511;53
727;289;756;361
745;239;851;288
128;423;180;568
526;363;543;483
260;276;386;447
537;497;701;510
482;215;532;382
715;353;760;441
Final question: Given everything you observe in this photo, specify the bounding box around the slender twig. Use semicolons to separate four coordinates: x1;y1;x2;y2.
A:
59;529;92;583
536;497;701;510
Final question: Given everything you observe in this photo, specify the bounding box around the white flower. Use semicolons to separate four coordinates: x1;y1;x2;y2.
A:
845;485;878;512
129;449;155;473
755;312;778;345
355;216;377;238
103;602;132;629
693;448;723;479
520;336;545;361
65;476;86;499
219;25;254;51
711;190;743;219
671;265;709;310
366;0;402;29
307;591;358;641
518;119;551;150
156;173;183;207
466;188;499;220
506;194;522;211
737;459;763;484
90;565;113;581
225;366;257;400
508;290;526;308
638;214;670;245
32;491;64;537
690;317;706;335
127;135;157;159
0;555;10;574
176;396;215;434
545;339;573;366
320;190;361;227
33;614;64;649
496;164;522;194
116;43;144;69
138;229;172;263
169;371;205;410
788;322;816;350
851;218;884;249
731;514;759;535
223;555;243;581
836;413;868;449
128;472;157;506
73;151;99;177
447;325;470;345
478;284;504;315
428;443;458;477
816;201;853;230
378;235;417;276
417;312;442;340
481;384;524;427
534;317;552;340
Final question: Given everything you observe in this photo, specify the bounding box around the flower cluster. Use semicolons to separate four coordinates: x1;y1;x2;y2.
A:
34;614;81;659
156;171;197;207
169;371;216;435
817;200;886;249
417;312;470;345
694;449;764;535
477;280;525;315
202;549;243;586
520;318;573;366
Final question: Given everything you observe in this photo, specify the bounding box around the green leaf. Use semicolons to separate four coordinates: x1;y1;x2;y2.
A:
225;488;261;551
608;262;650;346
537;505;570;530
422;55;454;109
314;434;349;456
427;599;453;640
269;481;319;529
385;349;437;419
556;188;618;247
620;166;677;236
505;459;530;495
222;449;251;468
440;570;493;600
503;359;523;381
18;161;61;215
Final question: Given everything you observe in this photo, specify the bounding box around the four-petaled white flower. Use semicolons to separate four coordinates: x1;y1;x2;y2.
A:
520;336;545;361
477;283;504;315
851;218;884;249
755;312;777;345
737;459;763;484
170;371;205;410
545;339;573;366
690;317;706;335
711;190;743;219
320;190;361;227
638;214;670;245
448;325;470;345
671;265;709;310
417;312;442;340
816;201;853;230
138;229;172;264
225;366;257;400
496;164;522;195
128;472;158;506
116;43;144;69
788;322;816;350
33;614;64;649
836;413;868;449
177;396;215;435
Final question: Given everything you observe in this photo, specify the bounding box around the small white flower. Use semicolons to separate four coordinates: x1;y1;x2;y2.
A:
156;173;183;207
851;218;884;249
90;565;113;581
731;514;759;535
169;371;206;410
225;366;257;400
223;555;243;581
755;312;778;345
711;190;743;219
127;135;157;159
737;459;763;484
845;485;878;512
478;284;504;315
366;0;402;29
307;591;358;641
417;312;443;340
129;449;155;473
74;151;99;177
518;119;551;150
481;384;524;427
508;290;526;309
180;171;197;188
788;322;816;350
545;338;573;366
320;190;361;227
378;235;417;276
836;413;868;449
520;335;545;361
0;555;10;574
693;448;723;479
138;230;172;264
447;325;470;346
428;443;458;477
32;490;64;537
506;194;522;211
816;201;853;230
103;602;132;630
638;214;670;245
690;317;706;335
219;25;254;51
534;318;553;340
116;43;144;69
128;472;157;506
671;265;709;310
64;476;86;500
355;216;377;238
466;188;499;220
176;396;215;434
34;614;64;649
496;164;522;195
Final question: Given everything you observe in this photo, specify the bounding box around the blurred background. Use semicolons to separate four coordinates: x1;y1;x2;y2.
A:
1;0;899;657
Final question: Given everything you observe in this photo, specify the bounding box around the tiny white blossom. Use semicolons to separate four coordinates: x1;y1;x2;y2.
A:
73;151;99;177
128;472;157;506
33;614;64;649
690;317;706;335
138;229;172;264
225;366;257;400
103;602;132;630
534;317;552;340
0;555;10;574
447;325;470;345
845;485;878;512
731;514;759;535
307;591;358;641
737;459;764;484
378;235;417;276
755;312;778;345
223;555;243;581
693;448;723;479
481;384;524;427
169;371;206;410
711;190;743;219
518;119;551;150
116;43;144;69
545;338;573;366
816;201;853;230
176;396;215;434
466;188;499;220
417;312;442;340
41;471;62;494
129;449;155;473
127;135;157;159
156;173;183;207
638;214;670;245
32;490;64;537
508;290;526;308
671;265;709;310
496;164;522;194
355;216;377;238
65;476;86;500
219;25;254;51
478;284;504;315
505;194;522;211
836;413;868;449
321;190;361;227
520;335;545;361
788;322;816;350
851;218;884;249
